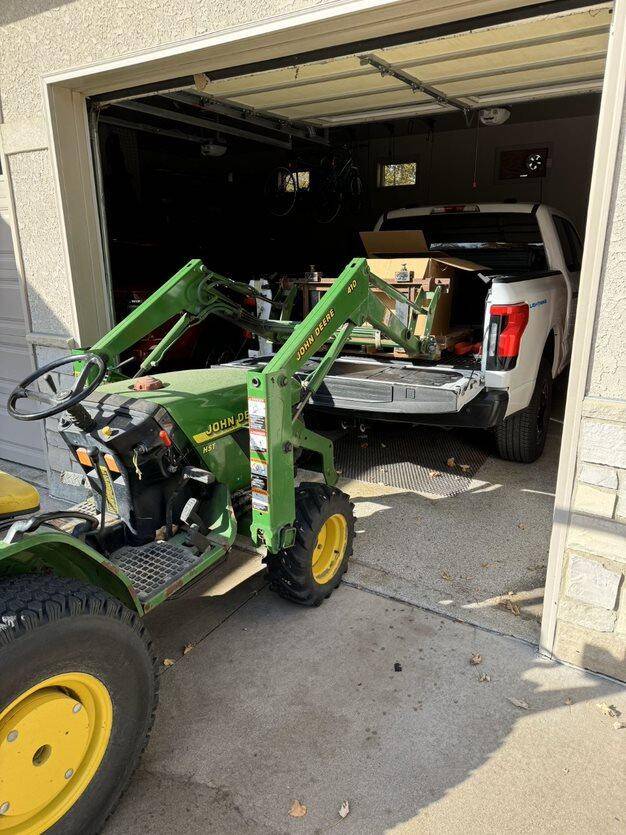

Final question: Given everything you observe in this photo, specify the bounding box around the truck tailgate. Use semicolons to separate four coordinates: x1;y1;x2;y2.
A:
308;358;484;414
224;357;484;415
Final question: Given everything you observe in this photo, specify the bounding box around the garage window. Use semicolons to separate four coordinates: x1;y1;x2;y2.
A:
280;169;310;192
379;161;417;188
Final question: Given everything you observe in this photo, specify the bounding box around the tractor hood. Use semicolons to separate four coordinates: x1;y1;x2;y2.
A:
85;367;250;452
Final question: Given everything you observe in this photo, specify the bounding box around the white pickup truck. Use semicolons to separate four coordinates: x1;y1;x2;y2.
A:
306;203;582;463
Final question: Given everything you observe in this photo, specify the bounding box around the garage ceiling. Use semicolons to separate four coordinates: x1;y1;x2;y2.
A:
190;4;611;126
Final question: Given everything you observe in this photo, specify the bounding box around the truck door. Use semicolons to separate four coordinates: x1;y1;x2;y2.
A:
550;213;583;366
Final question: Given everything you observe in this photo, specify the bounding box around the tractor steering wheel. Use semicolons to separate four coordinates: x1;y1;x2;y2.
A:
7;353;107;421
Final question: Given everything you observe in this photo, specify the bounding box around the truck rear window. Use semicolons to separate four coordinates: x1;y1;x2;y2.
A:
381;212;547;272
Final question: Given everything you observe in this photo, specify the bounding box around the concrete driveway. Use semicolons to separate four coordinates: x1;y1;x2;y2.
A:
105;568;625;834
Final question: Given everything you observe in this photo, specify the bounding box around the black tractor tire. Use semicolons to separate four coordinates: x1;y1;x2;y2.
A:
495;358;553;463
0;576;158;835
266;482;354;606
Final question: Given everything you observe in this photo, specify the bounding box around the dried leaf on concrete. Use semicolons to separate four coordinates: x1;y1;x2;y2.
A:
429;470;442;478
507;697;530;710
500;598;521;616
339;800;350;818
163;658;175;668
183;643;194;655
441;570;453;581
470;653;482;666
478;673;491;683
517;522;526;530
446;457;455;468
564;697;573;706
459;463;470;472
597;702;621;718
289;800;307;818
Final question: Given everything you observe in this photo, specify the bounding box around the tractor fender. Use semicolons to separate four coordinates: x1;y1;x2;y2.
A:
0;532;143;614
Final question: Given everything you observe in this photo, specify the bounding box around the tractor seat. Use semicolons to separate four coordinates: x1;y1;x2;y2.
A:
0;471;41;521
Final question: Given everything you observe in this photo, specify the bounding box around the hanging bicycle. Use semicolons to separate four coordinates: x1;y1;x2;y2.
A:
263;150;364;223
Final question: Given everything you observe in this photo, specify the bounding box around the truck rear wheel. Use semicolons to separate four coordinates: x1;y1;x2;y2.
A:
0;576;158;834
266;483;354;606
495;358;553;463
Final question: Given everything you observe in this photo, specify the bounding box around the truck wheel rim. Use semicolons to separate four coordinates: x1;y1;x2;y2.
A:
0;672;112;834
312;513;348;584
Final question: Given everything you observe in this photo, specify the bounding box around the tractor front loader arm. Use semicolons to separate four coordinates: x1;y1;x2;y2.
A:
246;256;435;552
86;259;296;377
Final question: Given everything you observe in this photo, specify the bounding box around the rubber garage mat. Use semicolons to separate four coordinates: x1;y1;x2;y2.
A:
334;425;489;497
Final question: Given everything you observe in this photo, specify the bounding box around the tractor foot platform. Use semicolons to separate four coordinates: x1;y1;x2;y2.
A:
109;540;206;603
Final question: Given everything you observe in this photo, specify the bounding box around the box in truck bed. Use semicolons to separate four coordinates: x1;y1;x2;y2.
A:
358;230;485;348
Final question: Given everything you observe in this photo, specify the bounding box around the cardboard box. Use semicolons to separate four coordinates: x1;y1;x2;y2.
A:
359;230;484;337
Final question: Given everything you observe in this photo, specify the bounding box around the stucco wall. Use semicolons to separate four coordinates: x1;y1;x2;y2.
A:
552;97;626;682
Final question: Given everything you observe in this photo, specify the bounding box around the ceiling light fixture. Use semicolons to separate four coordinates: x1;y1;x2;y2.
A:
478;107;511;126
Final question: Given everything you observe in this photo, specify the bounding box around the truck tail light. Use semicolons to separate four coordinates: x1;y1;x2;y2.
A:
487;303;529;370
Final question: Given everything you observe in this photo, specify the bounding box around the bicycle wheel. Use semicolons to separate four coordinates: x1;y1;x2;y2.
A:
314;178;342;224
264;166;298;217
347;166;364;213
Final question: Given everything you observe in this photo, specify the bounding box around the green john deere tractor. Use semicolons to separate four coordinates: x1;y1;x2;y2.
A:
0;256;440;833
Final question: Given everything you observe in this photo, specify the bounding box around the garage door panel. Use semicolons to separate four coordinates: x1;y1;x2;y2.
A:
234;80;433;113
229;70;397;110
206;54;364;97
0;179;45;469
285;61;606;120
0;401;45;470
0;341;32;386
376;6;611;64
197;5;610;126
0;280;28;337
440;58;606;98
203;5;611;102
396;34;608;80
276;88;431;120
232;46;607;115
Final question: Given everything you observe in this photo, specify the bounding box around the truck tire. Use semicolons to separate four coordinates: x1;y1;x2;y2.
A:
0;576;158;835
495;358;553;463
266;482;354;606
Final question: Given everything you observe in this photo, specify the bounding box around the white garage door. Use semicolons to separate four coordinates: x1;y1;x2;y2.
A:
0;169;45;469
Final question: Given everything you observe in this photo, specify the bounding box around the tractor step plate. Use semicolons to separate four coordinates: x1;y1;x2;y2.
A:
109;541;204;603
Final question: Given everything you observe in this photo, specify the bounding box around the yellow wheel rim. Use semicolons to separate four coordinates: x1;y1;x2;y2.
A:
312;513;348;585
0;672;112;834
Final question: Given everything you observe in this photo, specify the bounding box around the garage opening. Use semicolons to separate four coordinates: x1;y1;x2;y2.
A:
88;2;611;642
